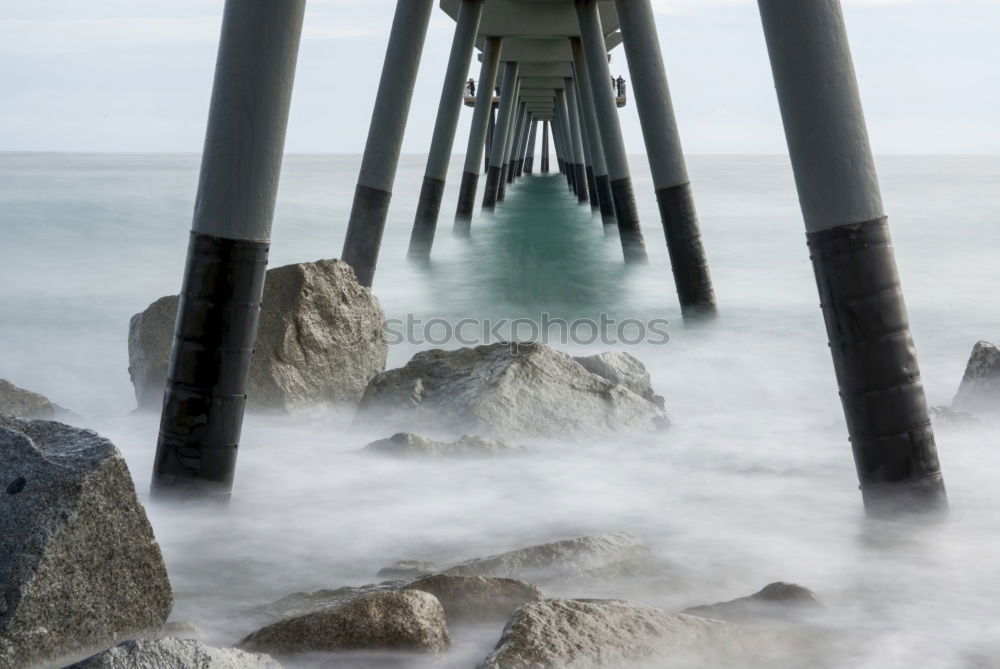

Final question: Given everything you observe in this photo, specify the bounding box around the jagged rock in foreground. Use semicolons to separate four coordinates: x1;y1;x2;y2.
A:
573;352;666;408
0;416;172;669
64;638;281;669
357;342;669;437
478;599;755;669
128;259;387;412
363;432;524;457
0;379;71;420
403;574;543;624
440;532;659;585
240;591;448;655
683;582;820;623
952;341;1000;415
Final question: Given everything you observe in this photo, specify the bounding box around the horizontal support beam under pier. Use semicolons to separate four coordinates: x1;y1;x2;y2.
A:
444;1;622;37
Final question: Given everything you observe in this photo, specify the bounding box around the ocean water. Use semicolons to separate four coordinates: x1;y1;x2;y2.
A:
1;152;999;667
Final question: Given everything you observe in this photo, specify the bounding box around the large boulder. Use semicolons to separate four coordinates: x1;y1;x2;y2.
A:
572;352;665;408
128;259;387;412
240;590;449;655
64;638;281;669
403;574;543;624
440;532;658;585
683;582;820;623
356;342;669;437
0;416;172;669
478;599;754;669
953;341;1000;415
256;581;404;621
363;432;523;457
0;380;70;420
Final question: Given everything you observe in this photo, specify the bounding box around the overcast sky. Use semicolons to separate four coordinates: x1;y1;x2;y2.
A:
1;0;998;154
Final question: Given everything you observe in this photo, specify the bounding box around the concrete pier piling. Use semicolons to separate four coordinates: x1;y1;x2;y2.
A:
571;39;615;222
152;0;306;494
576;0;647;262
498;89;522;200
525;120;538;174
759;0;946;515
541;121;550;172
342;0;434;287
485;105;496;171
556;93;577;193
565;77;591;204
455;35;503;229
483;62;519;208
570;74;600;212
408;0;484;259
615;0;717;319
516;112;532;177
507;102;526;185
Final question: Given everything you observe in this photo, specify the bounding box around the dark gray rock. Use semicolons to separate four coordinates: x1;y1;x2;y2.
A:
0;416;172;669
129;259;387;412
377;560;440;580
240;590;449;655
573;352;665;408
683;582;820;623
0;379;75;421
357;342;669;437
363;432;524;457
478;599;754;669
64;638;281;669
403;574;543;624
440;532;658;585
953;341;1000;415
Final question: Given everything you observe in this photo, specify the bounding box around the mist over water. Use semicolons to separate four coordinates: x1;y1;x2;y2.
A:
2;153;1000;667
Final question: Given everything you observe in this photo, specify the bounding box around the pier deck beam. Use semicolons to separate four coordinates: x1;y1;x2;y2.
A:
342;0;434;286
576;0;647;262
455;35;502;229
483;62;519;208
408;0;484;259
759;0;946;515
152;0;306;495
615;0;717;319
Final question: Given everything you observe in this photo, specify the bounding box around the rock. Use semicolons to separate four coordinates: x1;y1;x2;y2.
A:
64;638;281;669
357;342;669;437
0;416;172;669
240;591;449;655
478;599;754;669
129;259;387;412
377;560;440;580
257;581;404;621
929;405;979;427
0;379;73;420
572;352;665;408
953;341;1000;415
363;432;524;457
440;532;658;584
683;582;820;623
403;574;543;624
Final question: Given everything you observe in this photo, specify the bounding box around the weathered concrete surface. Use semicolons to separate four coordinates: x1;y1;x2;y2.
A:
0;416;172;669
357;342;669;437
683;582;820;623
129;259;387;412
440;532;658;584
363;432;523;457
64;638;282;669
403;574;543;624
240;590;449;655
953;341;1000;416
0;380;72;420
478;599;754;669
572;352;665;408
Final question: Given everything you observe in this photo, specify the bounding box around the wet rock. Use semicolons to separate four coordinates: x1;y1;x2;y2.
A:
357;342;669;437
377;560;440;580
953;341;1000;415
403;574;543;624
257;581;404;621
683;582;820;623
64;638;281;669
0;379;73;420
0;416;172;669
363;432;524;457
440;532;658;584
129;259;387;412
240;590;449;655
573;352;665;408
478;599;753;669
